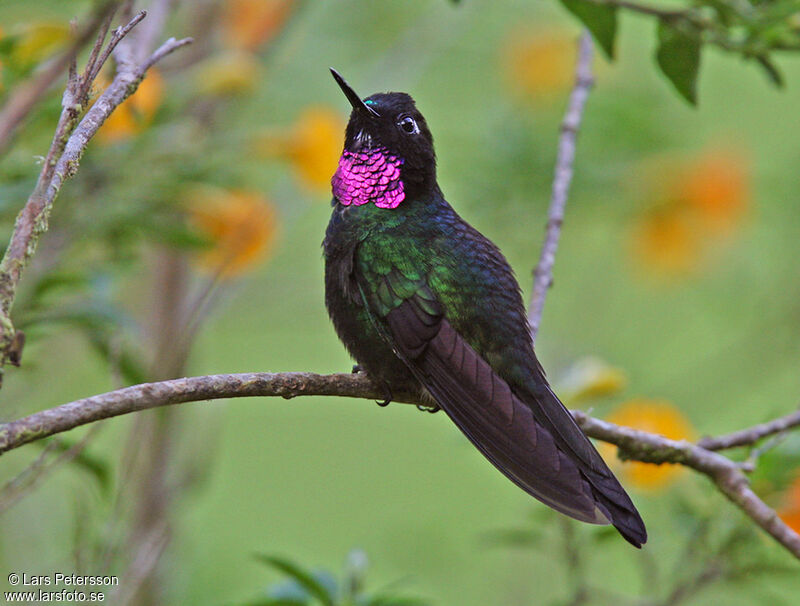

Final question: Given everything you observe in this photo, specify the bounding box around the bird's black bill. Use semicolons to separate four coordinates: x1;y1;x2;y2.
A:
330;68;379;117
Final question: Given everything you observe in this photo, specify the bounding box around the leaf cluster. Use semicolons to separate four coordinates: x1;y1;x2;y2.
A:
237;552;430;606
559;0;800;103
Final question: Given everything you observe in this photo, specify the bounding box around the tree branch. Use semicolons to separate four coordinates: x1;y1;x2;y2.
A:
0;373;410;455
0;7;192;374
698;407;800;451
1;371;799;560
571;411;800;560
528;31;594;340
0;1;120;154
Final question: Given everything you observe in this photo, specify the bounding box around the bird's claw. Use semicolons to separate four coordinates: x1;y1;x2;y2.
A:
416;404;440;414
376;381;393;408
352;364;364;374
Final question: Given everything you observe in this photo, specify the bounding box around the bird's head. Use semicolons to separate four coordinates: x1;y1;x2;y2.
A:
330;68;436;209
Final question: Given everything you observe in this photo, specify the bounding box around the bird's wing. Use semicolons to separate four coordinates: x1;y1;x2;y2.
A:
359;265;646;547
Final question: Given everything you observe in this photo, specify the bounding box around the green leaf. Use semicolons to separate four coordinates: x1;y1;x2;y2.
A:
30;272;90;307
39;438;111;495
755;54;785;88
655;19;702;104
560;0;618;60
86;335;149;386
254;555;335;606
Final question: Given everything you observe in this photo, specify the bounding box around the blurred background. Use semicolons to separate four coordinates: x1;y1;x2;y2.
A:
1;0;800;604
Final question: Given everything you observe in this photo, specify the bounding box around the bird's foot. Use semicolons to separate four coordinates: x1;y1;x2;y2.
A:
376;381;393;408
352;364;364;374
416;403;440;414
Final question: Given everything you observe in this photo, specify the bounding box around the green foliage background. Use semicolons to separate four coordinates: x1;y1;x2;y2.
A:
1;0;800;604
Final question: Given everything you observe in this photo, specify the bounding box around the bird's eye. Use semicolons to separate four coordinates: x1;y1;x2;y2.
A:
398;116;419;134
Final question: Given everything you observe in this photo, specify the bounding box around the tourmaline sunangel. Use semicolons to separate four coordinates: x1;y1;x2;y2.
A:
323;69;646;547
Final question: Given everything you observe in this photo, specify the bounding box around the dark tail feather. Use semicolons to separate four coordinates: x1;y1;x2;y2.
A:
588;473;647;547
385;302;647;545
529;385;647;547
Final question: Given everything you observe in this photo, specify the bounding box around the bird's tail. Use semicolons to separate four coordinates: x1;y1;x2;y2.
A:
526;384;647;547
384;302;647;546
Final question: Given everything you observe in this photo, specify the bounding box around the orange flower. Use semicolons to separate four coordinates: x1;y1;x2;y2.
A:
185;185;278;277
628;147;751;278
502;28;576;104
96;69;165;144
600;399;696;491
677;150;749;234
630;206;700;277
255;106;345;192
777;474;800;534
223;0;295;51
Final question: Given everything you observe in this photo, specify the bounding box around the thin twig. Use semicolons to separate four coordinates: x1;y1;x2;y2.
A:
86;11;148;87
111;520;170;606
0;441;59;514
698;408;800;451
0;371;799;559
0;1;119;154
142;36;194;71
738;432;791;473
0;6;192;371
560;518;589;606
528;31;595;340
82;10;117;87
0;426;100;515
130;0;176;64
572;410;800;561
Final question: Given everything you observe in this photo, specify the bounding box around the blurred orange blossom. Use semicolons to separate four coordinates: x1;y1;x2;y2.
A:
600;398;696;491
777;473;800;534
629;148;750;277
96;69;165;144
223;0;296;52
501;28;576;104
184;185;278;277
255;105;345;192
631;206;700;276
679;151;749;234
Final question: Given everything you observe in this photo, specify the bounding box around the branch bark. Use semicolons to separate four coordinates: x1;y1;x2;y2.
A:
0;7;192;374
0;1;120;154
572;411;800;559
528;31;594;340
1;371;799;560
698;408;800;451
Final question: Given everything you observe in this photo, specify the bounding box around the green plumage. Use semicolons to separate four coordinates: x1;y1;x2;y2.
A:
324;71;646;547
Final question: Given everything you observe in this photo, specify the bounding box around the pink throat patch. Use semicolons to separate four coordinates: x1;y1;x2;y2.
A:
331;149;405;209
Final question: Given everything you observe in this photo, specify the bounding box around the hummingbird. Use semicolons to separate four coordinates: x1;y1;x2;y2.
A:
323;69;646;547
